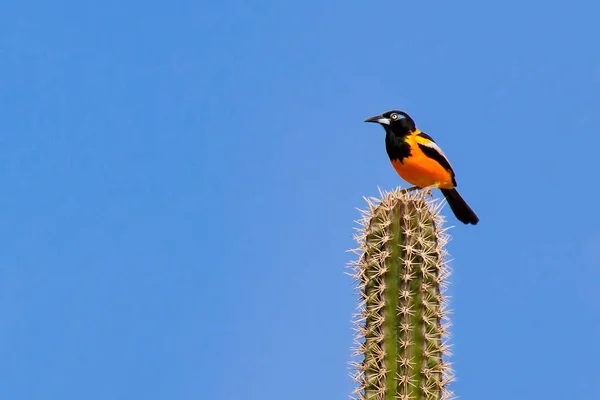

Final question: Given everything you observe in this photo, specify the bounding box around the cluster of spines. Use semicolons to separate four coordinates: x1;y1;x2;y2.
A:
347;188;455;400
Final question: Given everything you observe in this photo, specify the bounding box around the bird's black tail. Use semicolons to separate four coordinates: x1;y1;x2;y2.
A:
440;188;479;225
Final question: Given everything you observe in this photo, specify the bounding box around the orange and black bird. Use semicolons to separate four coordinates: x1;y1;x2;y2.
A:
365;110;479;225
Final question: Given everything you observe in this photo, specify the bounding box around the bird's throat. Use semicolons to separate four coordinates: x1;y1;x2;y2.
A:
385;130;411;163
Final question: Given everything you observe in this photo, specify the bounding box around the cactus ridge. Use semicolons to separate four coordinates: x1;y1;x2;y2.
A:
347;187;455;400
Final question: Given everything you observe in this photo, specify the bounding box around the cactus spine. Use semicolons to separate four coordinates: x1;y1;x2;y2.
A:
349;188;454;400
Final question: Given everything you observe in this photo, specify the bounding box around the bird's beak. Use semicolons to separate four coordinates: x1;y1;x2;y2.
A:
364;115;390;125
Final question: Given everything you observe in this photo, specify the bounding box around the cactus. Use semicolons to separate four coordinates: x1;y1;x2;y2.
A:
348;188;454;400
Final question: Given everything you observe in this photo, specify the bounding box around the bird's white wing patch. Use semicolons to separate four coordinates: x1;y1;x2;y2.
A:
421;140;454;169
421;140;447;158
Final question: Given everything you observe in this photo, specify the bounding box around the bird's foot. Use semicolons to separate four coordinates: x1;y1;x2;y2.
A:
400;185;436;197
422;185;435;198
399;186;420;194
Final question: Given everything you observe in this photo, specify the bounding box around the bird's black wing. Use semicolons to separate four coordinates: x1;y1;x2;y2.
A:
416;131;457;186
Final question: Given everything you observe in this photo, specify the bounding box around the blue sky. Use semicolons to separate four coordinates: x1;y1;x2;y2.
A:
1;0;599;399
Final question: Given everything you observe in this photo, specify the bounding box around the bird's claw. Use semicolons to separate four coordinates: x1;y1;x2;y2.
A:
400;186;434;197
423;186;434;198
399;186;420;194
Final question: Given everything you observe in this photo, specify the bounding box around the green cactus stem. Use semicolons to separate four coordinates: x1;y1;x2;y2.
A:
348;188;454;400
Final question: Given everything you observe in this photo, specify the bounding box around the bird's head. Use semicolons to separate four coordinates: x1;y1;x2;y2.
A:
364;110;416;134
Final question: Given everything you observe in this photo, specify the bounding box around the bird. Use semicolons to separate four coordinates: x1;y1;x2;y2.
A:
364;110;479;225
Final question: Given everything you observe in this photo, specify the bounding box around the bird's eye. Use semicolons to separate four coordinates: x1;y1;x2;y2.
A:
391;113;398;120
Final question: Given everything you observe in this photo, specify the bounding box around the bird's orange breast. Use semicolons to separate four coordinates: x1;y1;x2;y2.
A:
390;139;455;189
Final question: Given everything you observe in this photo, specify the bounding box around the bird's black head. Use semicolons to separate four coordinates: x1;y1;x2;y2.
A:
364;110;416;135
